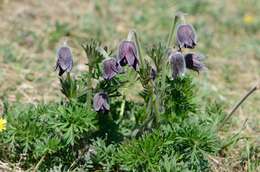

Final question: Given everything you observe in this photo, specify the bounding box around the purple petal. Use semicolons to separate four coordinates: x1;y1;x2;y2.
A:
176;24;197;49
118;41;139;69
150;67;157;80
56;45;73;76
169;51;186;79
103;58;120;80
93;92;110;112
184;53;205;73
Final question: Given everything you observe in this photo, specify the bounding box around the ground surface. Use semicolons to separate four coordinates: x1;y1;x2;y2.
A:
0;0;259;171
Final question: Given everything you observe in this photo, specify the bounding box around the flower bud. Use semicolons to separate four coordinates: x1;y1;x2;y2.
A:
176;24;197;49
169;51;186;79
55;43;73;76
118;41;139;70
184;53;205;73
93;92;110;112
103;58;122;80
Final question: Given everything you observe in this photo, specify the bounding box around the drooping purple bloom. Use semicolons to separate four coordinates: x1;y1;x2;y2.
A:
55;44;73;76
103;58;122;80
118;41;139;70
93;92;110;112
184;53;205;73
169;51;186;79
150;67;157;80
176;24;197;49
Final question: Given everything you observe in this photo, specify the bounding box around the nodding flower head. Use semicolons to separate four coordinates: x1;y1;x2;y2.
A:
93;92;110;112
150;67;157;81
55;43;73;76
176;24;197;49
103;58;122;80
184;53;205;73
169;51;186;79
118;41;139;70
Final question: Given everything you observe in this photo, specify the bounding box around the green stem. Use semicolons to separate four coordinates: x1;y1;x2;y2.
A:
66;72;72;100
132;97;153;137
166;15;179;48
153;94;160;127
161;14;180;101
117;97;126;124
152;93;160;126
86;66;92;108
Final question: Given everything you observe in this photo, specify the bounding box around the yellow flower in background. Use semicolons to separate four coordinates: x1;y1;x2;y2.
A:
0;118;7;132
243;14;255;25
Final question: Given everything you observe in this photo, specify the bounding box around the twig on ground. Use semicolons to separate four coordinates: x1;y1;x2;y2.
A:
33;154;46;172
68;146;91;171
208;155;220;165
221;81;259;127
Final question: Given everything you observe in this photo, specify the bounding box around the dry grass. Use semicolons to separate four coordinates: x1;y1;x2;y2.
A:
0;160;23;172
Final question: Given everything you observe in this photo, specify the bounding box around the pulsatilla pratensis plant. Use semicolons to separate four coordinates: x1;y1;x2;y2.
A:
57;12;206;136
0;13;224;172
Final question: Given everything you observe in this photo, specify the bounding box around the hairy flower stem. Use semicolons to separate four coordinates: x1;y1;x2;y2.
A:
132;98;153;137
166;15;179;48
86;66;93;108
131;30;144;69
68;73;73;98
131;30;161;130
161;15;180;103
153;95;160;126
117;97;126;124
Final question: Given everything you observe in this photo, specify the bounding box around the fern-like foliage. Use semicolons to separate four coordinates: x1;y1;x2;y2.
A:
165;118;221;171
164;75;197;119
112;117;220;172
116;130;167;171
0;102;97;170
60;74;86;101
49;102;96;146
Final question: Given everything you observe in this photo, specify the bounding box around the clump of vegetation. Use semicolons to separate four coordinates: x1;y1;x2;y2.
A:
0;13;250;171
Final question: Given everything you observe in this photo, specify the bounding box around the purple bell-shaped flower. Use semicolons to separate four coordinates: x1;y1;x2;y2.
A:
93;92;110;112
103;58;122;80
169;51;186;79
118;41;139;70
184;53;205;73
55;43;73;76
176;24;197;49
150;67;157;81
